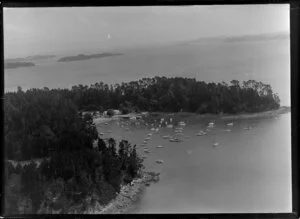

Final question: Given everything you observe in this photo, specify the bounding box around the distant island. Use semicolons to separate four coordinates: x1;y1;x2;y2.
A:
4;62;35;69
26;54;56;61
5;54;56;62
57;53;123;62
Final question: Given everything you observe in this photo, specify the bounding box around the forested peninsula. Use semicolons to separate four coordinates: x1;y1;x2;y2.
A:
4;77;280;214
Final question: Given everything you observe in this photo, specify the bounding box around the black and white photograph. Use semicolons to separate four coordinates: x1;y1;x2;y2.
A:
3;4;291;214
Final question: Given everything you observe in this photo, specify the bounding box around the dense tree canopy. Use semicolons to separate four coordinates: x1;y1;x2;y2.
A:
4;87;144;214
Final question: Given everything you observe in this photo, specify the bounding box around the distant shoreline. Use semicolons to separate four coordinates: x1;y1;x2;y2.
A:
57;53;123;62
4;61;35;69
146;106;290;120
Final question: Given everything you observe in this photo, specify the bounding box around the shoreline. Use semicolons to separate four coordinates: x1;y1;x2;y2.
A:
83;171;160;214
92;107;290;125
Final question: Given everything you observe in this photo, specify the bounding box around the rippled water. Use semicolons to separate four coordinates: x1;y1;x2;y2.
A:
96;112;291;213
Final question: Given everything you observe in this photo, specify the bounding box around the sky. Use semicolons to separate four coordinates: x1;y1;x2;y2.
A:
4;4;290;58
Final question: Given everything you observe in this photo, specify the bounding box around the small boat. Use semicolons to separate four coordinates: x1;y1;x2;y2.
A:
174;130;183;133
244;126;252;130
144;150;150;153
222;129;231;132
156;145;164;148
212;142;219;147
142;156;147;159
156;160;164;164
155;128;159;132
151;128;155;131
169;138;182;142
196;132;206;136
99;132;104;136
167;124;173;128
162;135;170;139
148;133;152;136
179;122;186;126
145;137;151;141
208;122;214;126
227;122;234;126
104;123;109;125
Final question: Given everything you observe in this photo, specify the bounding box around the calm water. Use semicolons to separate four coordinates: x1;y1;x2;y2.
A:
96;112;291;213
5;38;290;106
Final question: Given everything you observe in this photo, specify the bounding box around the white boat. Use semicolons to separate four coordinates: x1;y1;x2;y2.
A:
148;133;152;136
167;124;173;128
212;142;219;147
156;160;164;164
244;126;252;130
99;132;104;136
227;122;234;126
156;145;164;148
155;128;159;132
162;135;170;139
174;129;183;133
145;137;151;141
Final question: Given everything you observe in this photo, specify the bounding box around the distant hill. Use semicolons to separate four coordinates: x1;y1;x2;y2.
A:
5;54;56;62
5;62;35;69
180;32;289;45
223;32;289;43
57;53;123;62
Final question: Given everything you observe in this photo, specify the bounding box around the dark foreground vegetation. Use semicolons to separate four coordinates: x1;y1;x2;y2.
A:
4;76;280;214
4;88;143;214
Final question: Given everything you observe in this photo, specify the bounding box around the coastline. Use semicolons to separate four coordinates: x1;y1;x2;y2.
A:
92;107;290;126
220;106;290;120
83;171;160;214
